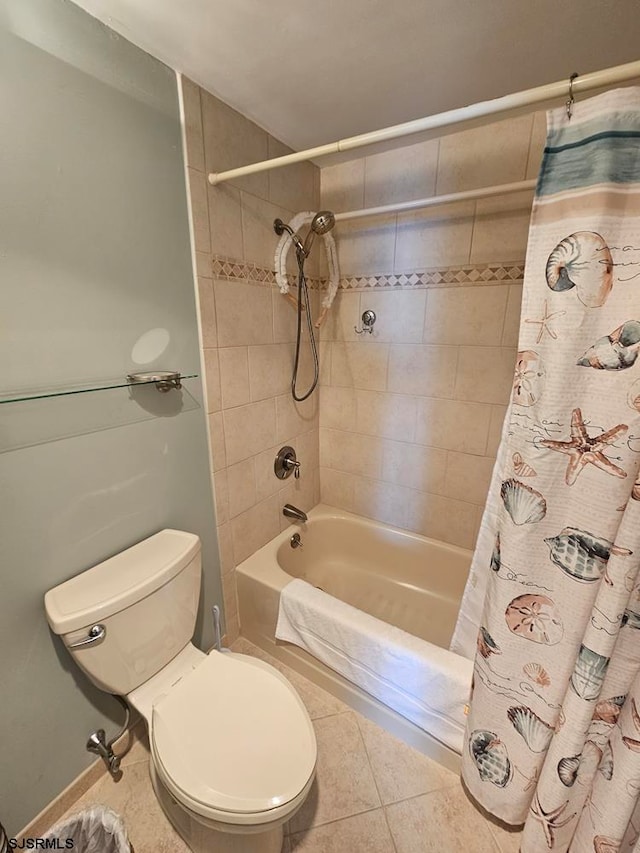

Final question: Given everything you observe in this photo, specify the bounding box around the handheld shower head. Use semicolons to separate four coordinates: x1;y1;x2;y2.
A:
274;211;335;258
311;210;336;235
302;210;336;254
272;211;336;403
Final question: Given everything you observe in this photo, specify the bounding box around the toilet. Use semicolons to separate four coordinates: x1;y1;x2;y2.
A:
44;529;317;853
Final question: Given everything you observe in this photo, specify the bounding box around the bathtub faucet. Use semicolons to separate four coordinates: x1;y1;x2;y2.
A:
283;504;308;523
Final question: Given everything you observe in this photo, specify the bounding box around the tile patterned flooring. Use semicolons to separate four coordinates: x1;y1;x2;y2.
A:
54;638;522;852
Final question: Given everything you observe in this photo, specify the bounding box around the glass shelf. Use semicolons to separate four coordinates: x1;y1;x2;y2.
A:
0;374;198;404
0;374;200;453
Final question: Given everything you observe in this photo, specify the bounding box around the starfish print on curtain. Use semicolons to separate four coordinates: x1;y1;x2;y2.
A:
525;299;566;343
540;407;628;485
530;795;576;848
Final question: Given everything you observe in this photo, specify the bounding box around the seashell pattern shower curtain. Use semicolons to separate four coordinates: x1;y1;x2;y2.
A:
456;88;640;851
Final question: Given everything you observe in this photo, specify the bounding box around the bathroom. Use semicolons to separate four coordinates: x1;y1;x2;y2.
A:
3;0;640;850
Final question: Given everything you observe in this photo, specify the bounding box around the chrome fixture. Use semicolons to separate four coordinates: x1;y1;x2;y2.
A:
275;445;301;480
86;696;130;779
212;604;222;652
566;71;579;119
290;533;303;549
274;217;305;254
274;211;336;259
273;211;336;401
354;310;376;335
68;623;106;648
283;504;308;523
127;371;183;392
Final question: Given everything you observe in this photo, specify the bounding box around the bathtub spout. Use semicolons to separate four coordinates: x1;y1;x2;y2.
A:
283;504;308;523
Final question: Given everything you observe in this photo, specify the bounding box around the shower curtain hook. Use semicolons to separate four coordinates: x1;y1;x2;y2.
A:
566;72;579;119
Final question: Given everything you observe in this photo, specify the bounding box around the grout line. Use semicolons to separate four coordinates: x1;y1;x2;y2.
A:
382;807;400;853
352;713;384;807
433;137;442;197
352;721;405;851
483;405;498;457
499;286;512;347
195;84;205;174
289;805;391;842
316;457;482;510
360;157;367;210
451;343;461;401
523;111;537;181
318;415;494;456
421;288;430;346
391;212;399;276
467;199;478;265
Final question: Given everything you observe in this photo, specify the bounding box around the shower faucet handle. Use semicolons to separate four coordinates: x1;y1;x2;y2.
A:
275;446;301;480
285;456;301;479
291;460;301;479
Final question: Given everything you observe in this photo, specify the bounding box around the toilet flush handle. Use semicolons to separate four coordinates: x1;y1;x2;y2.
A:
68;624;106;648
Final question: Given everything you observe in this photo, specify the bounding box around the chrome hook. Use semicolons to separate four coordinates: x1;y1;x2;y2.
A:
354;309;377;335
566;72;579;119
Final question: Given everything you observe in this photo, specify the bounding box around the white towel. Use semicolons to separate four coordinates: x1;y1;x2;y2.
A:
276;578;473;754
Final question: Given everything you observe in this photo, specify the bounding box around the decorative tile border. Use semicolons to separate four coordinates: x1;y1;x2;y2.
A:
212;257;275;284
211;254;525;291
339;264;525;289
212;256;322;290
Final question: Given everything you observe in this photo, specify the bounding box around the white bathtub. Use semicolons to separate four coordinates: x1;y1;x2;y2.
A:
236;504;473;770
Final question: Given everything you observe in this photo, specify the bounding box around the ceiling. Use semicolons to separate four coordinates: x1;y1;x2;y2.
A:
69;0;640;154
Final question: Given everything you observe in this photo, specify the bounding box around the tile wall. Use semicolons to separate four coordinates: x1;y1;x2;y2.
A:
318;113;548;548
184;79;548;611
182;77;321;641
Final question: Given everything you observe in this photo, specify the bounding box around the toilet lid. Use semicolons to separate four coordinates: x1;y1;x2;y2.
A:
151;651;317;816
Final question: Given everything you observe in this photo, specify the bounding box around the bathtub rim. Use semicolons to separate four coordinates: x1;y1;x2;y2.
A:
235;502;473;599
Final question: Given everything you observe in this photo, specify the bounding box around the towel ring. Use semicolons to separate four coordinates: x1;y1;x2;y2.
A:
566;72;579;119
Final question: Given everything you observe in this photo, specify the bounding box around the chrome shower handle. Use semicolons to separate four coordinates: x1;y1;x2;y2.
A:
284;457;301;479
68;624;106;649
275;446;301;479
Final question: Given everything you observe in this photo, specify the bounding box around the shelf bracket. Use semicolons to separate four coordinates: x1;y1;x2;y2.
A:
127;371;183;393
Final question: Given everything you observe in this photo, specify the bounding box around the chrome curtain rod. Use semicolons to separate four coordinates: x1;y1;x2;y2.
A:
333;179;537;223
207;60;640;186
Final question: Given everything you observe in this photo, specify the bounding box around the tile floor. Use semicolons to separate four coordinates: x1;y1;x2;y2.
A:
53;638;522;852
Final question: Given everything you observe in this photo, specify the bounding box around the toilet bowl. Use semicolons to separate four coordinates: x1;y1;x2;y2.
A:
44;529;317;853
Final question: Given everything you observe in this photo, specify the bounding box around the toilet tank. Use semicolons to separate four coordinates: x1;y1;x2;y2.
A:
45;529;201;695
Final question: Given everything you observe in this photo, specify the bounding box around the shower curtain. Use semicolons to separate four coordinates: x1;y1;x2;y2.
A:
453;87;640;852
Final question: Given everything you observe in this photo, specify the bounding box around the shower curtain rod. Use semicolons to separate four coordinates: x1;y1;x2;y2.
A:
207;60;640;186
333;178;537;222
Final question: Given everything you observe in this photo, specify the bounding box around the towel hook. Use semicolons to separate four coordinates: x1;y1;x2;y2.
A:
354;309;377;335
566;72;579;119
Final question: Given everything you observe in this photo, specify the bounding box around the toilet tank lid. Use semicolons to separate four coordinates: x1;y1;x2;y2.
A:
44;529;201;635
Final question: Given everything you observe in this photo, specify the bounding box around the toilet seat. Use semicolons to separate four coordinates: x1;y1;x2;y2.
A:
150;651;317;825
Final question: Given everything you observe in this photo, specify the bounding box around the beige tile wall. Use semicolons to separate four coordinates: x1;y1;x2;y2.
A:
182;77;321;641
318;113;548;548
185;80;545;602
